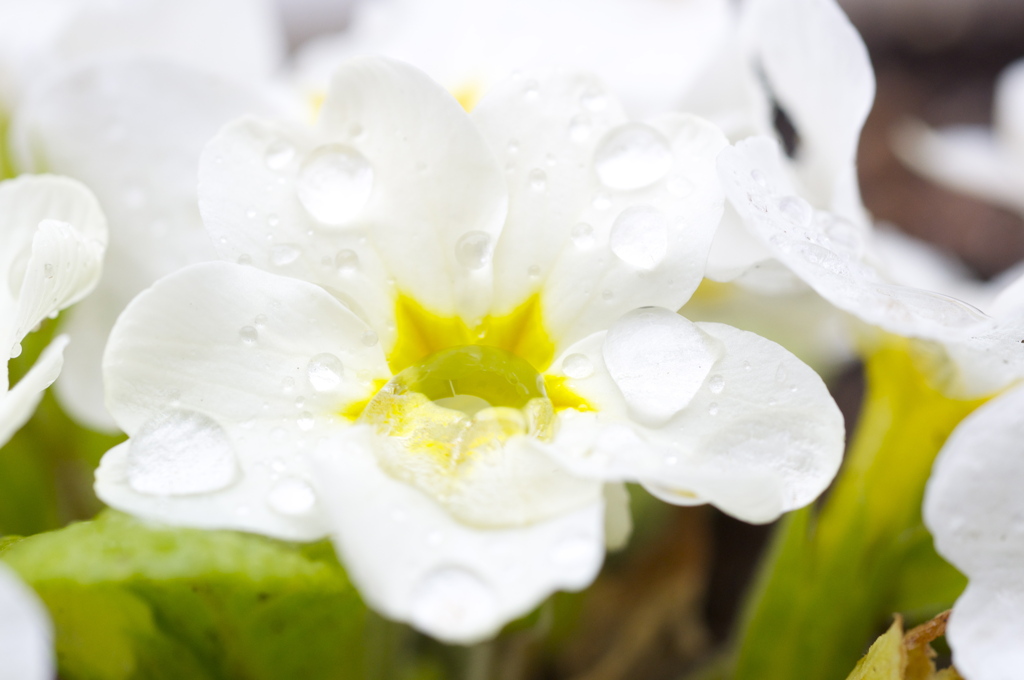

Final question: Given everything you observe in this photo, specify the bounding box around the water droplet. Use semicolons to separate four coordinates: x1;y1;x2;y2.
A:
239;326;258;345
601;289;614;301
569;114;592;142
334;249;360;274
410;568;497;640
297;412;315;431
592;193;611;210
267;213;280;228
245;208;257;220
775;364;787;382
294;396;305;409
527;264;541;279
237;254;252;266
126;411;238;495
270;244;301;267
296;143;373;225
825;216;864;253
581;86;607;111
361;330;379;347
666;173;694;197
254;314;268;329
594;123;673;191
267;477;316;515
708;402;719;416
750;169;767;187
455;231;492;270
349;123;364;139
528;168;547;191
43;263;54;279
265;139;295;170
10;342;22;359
709;374;725;394
507;139;520;154
776;195;812;227
609;206;669;269
562;353;594;379
743;361;752;371
307;353;345;391
523;80;539;99
571;223;595;248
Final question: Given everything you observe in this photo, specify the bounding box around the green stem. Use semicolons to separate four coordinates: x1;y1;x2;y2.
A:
729;339;984;680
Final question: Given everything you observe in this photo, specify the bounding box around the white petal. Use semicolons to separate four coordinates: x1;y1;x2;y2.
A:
310;426;606;644
549;319;844;523
200;57;508;336
473;70;727;352
0;175;106;352
602;308;721;427
10;59;279;429
52;292;121;432
924;384;1024;577
603;482;632;551
0;336;66;449
719;137;994;342
295;0;734;119
742;0;874;217
944;580;1024;680
893;121;1024;216
104;262;390;435
0;563;53;680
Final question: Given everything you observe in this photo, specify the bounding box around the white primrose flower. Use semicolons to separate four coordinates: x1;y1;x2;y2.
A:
0;562;53;680
95;58;844;643
1;175;106;448
0;0;284;110
894;58;1024;218
924;382;1024;680
10;59;286;431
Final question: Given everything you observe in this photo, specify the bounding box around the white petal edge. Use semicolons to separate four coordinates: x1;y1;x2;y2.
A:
0;336;66;449
943;580;1024;680
0;563;53;680
309;426;606;644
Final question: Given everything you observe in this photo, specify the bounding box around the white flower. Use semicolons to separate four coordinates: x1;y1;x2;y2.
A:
1;175;107;448
96;58;844;643
10;59;286;431
0;563;53;680
895;58;1024;218
924;382;1024;680
0;0;284;110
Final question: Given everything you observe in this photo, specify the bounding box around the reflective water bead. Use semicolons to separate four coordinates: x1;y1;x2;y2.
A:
270;244;301;267
776;195;813;227
239;326;258;345
296;143;374;225
709;374;725;394
571;222;596;249
562;353;595;379
609;206;669;269
594;123;673;191
529;168;547;191
126;411;238;495
455;231;492;270
335;249;360;274
307;353;345;391
264;139;295;170
267;477;316;515
361;330;379;347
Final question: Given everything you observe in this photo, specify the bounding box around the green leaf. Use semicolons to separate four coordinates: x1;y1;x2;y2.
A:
2;510;372;680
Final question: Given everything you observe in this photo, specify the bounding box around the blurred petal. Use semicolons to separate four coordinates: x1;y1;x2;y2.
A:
0;335;65;448
0;563;53;680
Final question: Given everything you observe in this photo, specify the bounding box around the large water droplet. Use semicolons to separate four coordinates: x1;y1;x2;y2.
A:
297;144;373;225
265;139;296;170
455;231;492;270
334;249;360;274
776;195;813;227
594;123;673;191
562;353;594;379
267;477;317;515
709;374;725;394
361;330;379;347
609;206;669;269
307;353;345;391
239;326;258;345
270;244;301;267
410;568;497;641
126;411;238;495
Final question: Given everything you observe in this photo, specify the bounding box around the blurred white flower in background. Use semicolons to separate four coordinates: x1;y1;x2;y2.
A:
0;176;106;448
94;58;844;643
0;562;53;680
924;382;1024;680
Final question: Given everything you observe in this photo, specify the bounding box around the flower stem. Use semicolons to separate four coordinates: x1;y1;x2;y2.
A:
728;338;984;680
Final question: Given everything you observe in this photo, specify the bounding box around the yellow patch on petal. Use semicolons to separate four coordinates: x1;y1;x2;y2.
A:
451;80;484;112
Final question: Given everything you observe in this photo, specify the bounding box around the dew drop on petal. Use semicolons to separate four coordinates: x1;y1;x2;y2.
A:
455;231;492;270
270;244;301;267
126;411;238;495
581;85;608;111
571;222;595;249
776;195;813;227
410;568;497;640
265;139;296;170
775;363;787;383
239;326;258;345
361;330;379;347
297;412;315;431
10;342;22;359
569;114;592;142
750;169;767;187
609;206;669;269
666;173;694;197
594;123;673;191
335;249;360;274
592;192;611;210
562;353;594;379
307;353;345;391
709;374;725;394
528;168;547;192
267;476;316;516
527;264;541;279
708;402;719;416
297;143;374;225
